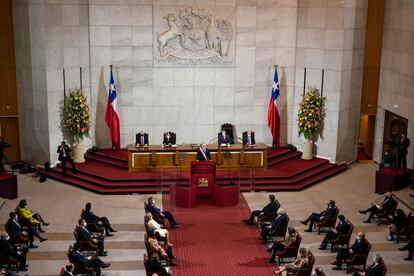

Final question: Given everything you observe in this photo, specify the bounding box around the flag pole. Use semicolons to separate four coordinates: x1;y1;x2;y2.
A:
79;67;83;90
63;68;66;103
321;69;324;97
303;67;307;98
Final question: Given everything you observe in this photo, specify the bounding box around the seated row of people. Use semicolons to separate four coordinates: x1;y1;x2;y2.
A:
300;200;338;232
147;197;179;229
242;194;279;225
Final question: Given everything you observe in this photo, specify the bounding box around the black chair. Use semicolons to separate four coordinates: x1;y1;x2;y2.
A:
330;220;354;252
276;233;302;265
80;209;105;237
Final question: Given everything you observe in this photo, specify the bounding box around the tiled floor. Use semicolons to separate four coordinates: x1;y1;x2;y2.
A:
0;163;413;275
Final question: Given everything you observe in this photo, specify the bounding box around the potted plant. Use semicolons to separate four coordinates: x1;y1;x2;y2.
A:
60;88;91;163
297;88;325;160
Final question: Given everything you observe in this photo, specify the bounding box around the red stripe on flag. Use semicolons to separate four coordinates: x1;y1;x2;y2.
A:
105;100;120;150
267;98;280;148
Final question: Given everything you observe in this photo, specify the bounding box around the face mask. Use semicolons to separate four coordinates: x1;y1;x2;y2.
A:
357;236;362;241
5;236;10;241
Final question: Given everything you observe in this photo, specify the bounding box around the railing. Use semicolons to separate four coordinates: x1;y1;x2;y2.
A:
392;192;414;212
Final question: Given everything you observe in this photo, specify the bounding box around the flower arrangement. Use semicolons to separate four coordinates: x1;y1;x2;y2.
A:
60;88;91;143
298;88;326;140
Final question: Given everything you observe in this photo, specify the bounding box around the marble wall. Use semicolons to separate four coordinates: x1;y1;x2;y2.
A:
373;0;414;167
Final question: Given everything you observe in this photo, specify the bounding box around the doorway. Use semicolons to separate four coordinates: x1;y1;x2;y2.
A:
358;115;376;160
382;110;408;159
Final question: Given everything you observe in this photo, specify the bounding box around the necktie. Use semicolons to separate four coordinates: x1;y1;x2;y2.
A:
141;136;144;146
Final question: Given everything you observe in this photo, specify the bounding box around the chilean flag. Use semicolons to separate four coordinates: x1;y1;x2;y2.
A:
105;67;120;150
267;68;280;148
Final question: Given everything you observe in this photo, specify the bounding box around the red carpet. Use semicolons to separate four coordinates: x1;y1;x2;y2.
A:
40;147;347;193
165;194;276;276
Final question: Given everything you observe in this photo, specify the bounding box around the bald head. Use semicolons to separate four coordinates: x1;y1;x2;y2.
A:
0;232;9;241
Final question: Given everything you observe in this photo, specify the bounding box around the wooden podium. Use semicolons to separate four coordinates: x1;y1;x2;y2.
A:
191;160;216;197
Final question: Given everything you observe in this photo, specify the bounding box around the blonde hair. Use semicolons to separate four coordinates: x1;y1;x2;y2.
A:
299;248;308;258
144;212;153;223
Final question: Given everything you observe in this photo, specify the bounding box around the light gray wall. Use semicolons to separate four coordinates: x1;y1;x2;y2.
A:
373;0;414;168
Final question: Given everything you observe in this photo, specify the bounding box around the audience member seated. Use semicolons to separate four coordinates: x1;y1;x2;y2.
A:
352;254;384;276
259;208;287;244
147;230;177;266
147;255;171;276
6;212;47;248
300;200;337;232
147;197;179;229
313;267;326;276
398;239;414;260
70;243;110;276
359;192;397;223
274;247;309;275
331;232;369;270
62;263;74;276
144;213;172;246
387;209;407;241
243;194;279;225
17;199;49;232
0;268;19;276
83;203;117;237
0;232;28;272
267;227;297;263
319;215;350;250
76;219;107;256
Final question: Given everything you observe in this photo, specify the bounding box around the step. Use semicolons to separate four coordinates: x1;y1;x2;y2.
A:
267;147;295;161
267;151;303;167
84;154;128;169
89;150;128;163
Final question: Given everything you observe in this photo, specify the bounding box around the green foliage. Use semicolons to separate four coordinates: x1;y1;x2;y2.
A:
298;88;326;140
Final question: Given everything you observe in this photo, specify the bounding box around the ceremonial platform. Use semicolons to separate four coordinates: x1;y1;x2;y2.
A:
39;147;347;194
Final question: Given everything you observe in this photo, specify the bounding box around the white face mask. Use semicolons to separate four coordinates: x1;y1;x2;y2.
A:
5;236;10;241
357;236;362;241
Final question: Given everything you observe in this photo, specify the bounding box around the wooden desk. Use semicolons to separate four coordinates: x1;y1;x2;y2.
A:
127;144;267;171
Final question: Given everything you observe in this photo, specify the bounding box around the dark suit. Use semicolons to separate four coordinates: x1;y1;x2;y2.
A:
76;226;105;254
397;136;410;168
57;144;76;175
6;219;38;243
0;239;27;269
83;210;114;235
218;133;231;145
147;258;171;276
147;202;177;228
365;197;396;221
260;214;287;242
62;271;73;276
196;148;211;161
246;201;279;223
363;263;384;276
135;133;149;147
304;206;337;230
335;238;369;267
71;250;106;276
321;221;350;246
243;132;256;145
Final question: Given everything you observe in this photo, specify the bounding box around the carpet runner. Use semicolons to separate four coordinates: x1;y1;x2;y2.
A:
165;194;276;276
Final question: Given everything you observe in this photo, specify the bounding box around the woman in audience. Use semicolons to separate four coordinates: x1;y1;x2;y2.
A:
147;230;177;266
268;227;297;263
144;213;172;246
17;199;49;231
274;247;309;275
387;209;407;241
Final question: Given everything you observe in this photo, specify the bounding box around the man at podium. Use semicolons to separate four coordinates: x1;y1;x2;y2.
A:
196;144;211;161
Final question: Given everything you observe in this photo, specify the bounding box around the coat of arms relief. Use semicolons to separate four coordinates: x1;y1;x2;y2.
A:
156;7;234;65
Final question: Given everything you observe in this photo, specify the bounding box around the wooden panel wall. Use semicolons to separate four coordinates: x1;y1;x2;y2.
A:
0;0;20;162
360;0;385;115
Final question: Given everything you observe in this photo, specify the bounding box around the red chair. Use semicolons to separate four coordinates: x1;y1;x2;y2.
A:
276;233;302;265
144;253;165;276
330;220;354;252
144;234;168;266
73;226;98;255
15;206;32;228
396;211;414;243
257;201;281;224
67;245;94;275
0;253;19;272
287;251;315;276
344;240;372;271
315;208;339;234
80;209;105;237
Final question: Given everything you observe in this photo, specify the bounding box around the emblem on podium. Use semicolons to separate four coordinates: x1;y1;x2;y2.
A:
197;177;209;187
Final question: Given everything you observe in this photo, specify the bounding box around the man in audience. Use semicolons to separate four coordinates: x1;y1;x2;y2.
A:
353;254;384;276
57;141;76;176
243;194;279;225
300;200;337;232
70;243;110;276
147;230;177;266
331;232;369;271
259;208;287;244
76;219;107;256
318;215;350;250
147;197;179;228
62;263;74;276
398;239;414;260
218;130;231;145
396;131;410;169
0;232;28;272
6;211;48;248
83;203;117;237
359;192;396;223
136;130;149;147
243;130;256;146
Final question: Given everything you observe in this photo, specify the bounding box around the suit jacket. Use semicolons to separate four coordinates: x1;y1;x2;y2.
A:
218;133;231;145
322;206;337;218
5;219;23;235
0;239;17;257
136;133;149;147
57;145;72;161
163;133;176;145
262;201;278;213
336;221;350;235
351;239;369;254
271;214;287;230
196;148;211;161
83;210;100;224
243;132;256;145
365;263;384;276
76;226;94;241
62;271;73;276
147;203;163;218
397;137;410;154
71;250;88;266
381;197;396;211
